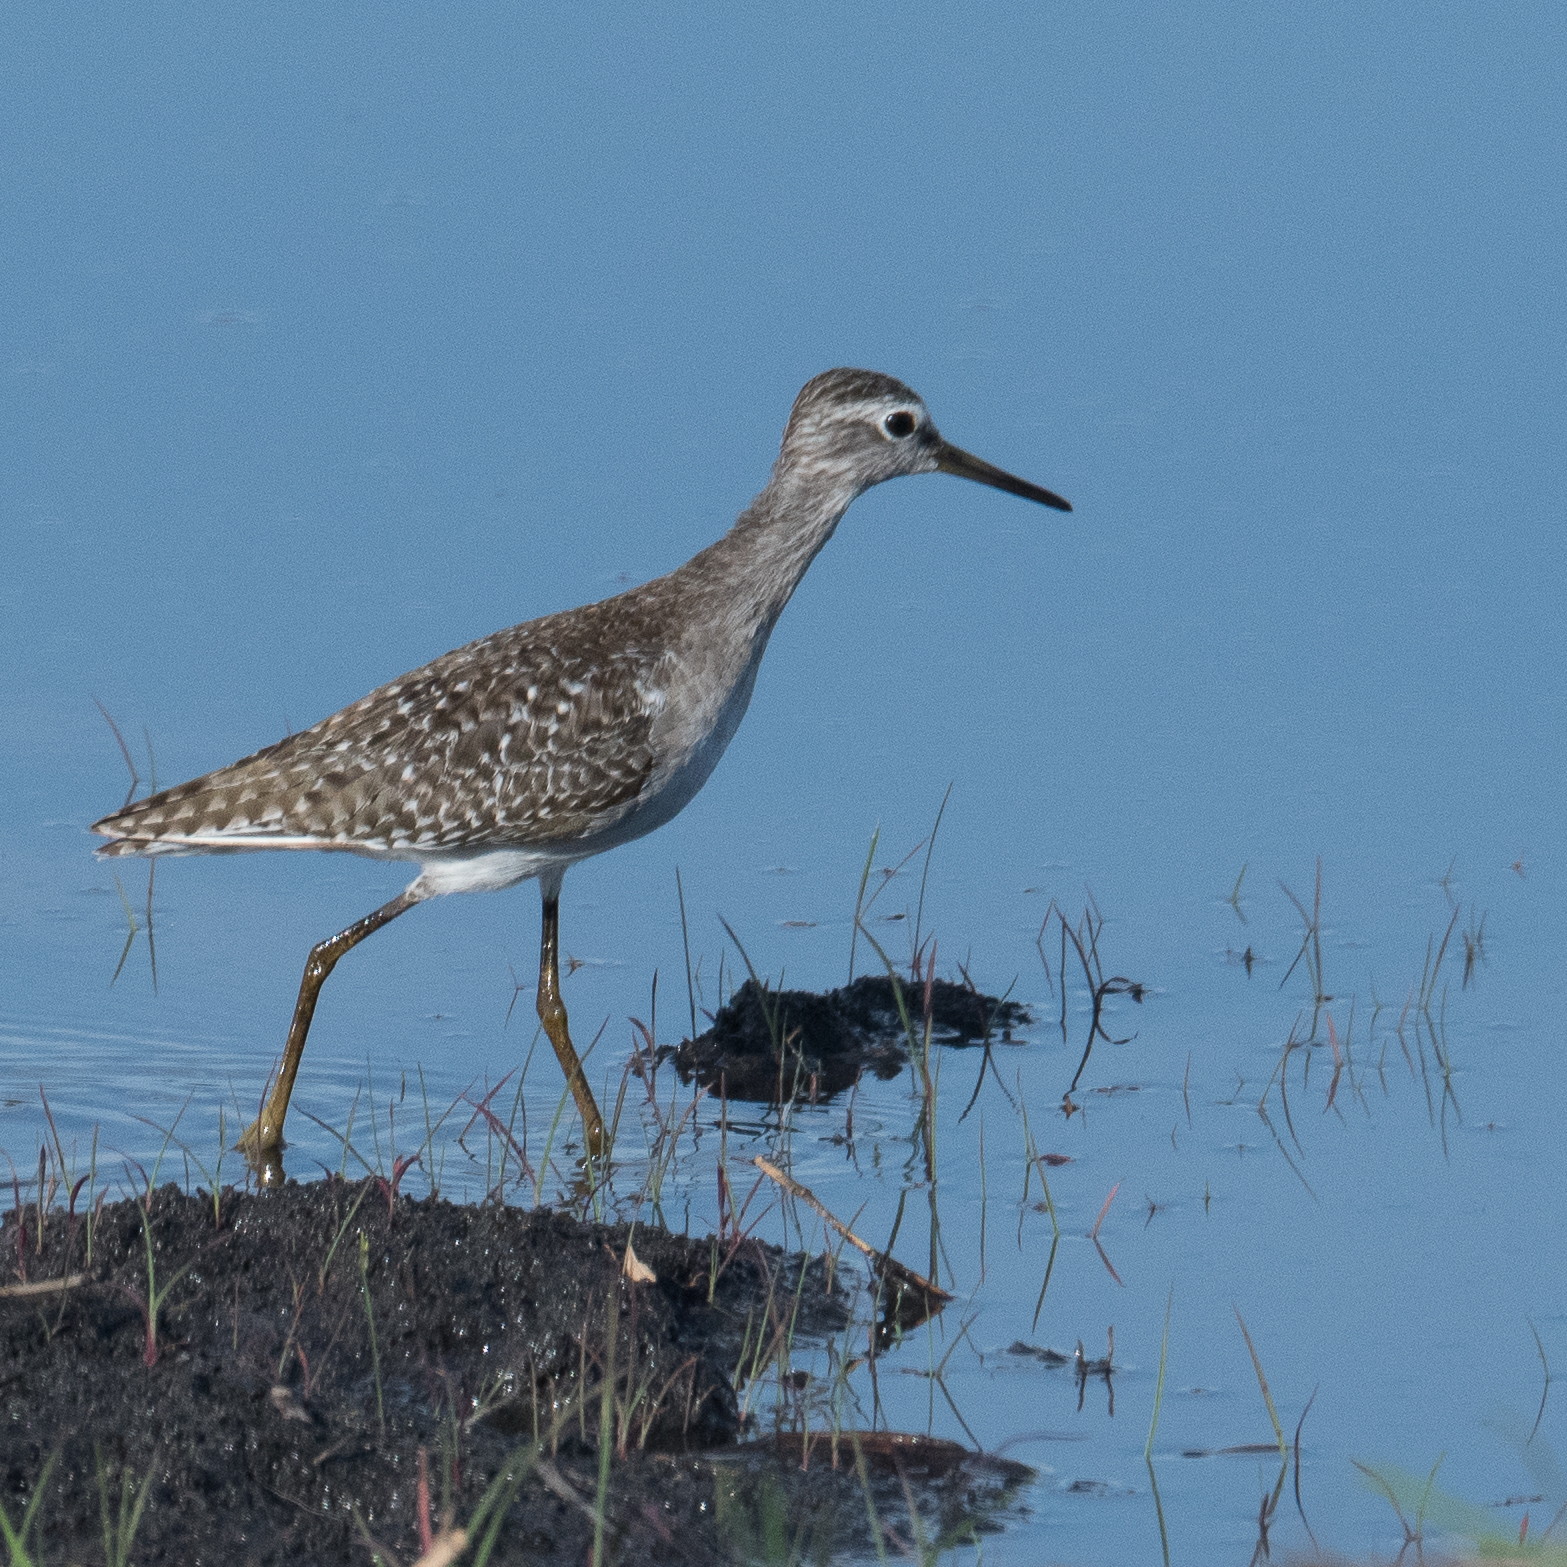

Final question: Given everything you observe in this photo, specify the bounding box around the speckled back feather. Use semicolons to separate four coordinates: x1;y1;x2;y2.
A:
94;597;667;856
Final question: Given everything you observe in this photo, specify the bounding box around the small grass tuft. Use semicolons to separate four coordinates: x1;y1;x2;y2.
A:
96;1446;154;1567
0;1450;57;1566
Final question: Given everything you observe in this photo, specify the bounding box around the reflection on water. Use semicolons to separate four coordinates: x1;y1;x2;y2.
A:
713;1434;1036;1564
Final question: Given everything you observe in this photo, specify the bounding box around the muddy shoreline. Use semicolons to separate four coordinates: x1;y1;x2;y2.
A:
0;1178;1030;1563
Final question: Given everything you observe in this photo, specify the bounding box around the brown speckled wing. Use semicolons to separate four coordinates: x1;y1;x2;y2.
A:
93;604;664;856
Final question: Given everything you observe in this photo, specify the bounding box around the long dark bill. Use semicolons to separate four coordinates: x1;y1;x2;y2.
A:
936;442;1072;512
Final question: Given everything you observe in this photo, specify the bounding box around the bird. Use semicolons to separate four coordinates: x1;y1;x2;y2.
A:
91;368;1071;1180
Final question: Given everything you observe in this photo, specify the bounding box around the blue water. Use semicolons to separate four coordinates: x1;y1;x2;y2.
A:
4;5;1566;1560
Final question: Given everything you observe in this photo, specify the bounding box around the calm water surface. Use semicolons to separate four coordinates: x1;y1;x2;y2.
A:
4;5;1565;1561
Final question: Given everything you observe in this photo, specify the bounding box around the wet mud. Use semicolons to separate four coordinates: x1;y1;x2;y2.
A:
0;1178;1029;1563
669;974;1032;1102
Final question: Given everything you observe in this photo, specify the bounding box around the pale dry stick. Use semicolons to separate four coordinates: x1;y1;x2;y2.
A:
751;1157;952;1304
0;1273;86;1298
409;1530;469;1567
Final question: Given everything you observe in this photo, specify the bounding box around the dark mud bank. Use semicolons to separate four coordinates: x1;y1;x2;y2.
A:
0;1179;1029;1563
670;974;1032;1101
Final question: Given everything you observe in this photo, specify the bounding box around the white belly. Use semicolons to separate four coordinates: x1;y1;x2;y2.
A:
405;634;768;901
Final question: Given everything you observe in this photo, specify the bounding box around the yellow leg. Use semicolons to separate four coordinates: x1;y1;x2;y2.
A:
536;888;607;1157
240;889;421;1182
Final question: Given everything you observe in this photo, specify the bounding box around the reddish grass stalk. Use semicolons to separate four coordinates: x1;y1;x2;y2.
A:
1089;1181;1121;1242
417;1447;433;1555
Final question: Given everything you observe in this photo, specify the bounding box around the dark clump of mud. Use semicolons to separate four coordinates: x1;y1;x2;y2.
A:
669;973;1033;1101
1;1177;879;1563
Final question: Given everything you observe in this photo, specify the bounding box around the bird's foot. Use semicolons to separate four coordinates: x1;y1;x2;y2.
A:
237;1118;286;1187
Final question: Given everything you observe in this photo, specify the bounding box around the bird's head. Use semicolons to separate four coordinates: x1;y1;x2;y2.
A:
778;367;1071;511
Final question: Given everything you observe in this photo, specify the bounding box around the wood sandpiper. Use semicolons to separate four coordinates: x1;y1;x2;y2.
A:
92;368;1071;1179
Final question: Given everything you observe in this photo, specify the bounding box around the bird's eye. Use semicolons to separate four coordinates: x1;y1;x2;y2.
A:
883;410;917;439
